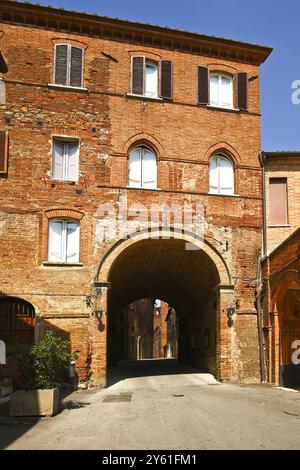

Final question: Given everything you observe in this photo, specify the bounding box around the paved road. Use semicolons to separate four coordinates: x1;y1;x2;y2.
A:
1;359;300;450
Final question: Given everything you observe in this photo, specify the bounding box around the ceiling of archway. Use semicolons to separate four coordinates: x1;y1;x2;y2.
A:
108;238;220;315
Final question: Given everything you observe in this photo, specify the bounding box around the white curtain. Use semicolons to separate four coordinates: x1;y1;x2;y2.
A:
142;148;157;188
66;143;79;182
219;157;234;194
210;155;234;195
128;148;142;187
209;156;219;193
66;222;80;263
221;76;233;108
52;142;64;180
48;221;63;262
145;63;158;98
209;75;219;106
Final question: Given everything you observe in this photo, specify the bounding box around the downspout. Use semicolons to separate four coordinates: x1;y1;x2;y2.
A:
256;254;268;382
259;151;267;257
256;151;268;382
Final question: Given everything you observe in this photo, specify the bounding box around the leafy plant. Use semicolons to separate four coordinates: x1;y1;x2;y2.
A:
15;331;75;390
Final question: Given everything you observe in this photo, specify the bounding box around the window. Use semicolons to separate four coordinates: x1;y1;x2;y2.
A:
54;44;84;88
269;178;288;225
197;67;248;111
131;57;172;99
210;74;233;108
51;140;79;182
48;219;80;263
209;155;234;195
128;146;157;189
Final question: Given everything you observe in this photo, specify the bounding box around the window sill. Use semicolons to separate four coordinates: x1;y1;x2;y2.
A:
268;225;290;228
126;93;164;102
49;179;79;185
43;262;83;267
208;192;239;198
206;105;240;113
48;83;88;93
126;185;161;191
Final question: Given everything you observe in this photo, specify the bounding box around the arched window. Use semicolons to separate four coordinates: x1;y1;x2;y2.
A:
209;154;234;195
128;146;157;189
0;297;35;343
48;219;80;263
209;74;233;109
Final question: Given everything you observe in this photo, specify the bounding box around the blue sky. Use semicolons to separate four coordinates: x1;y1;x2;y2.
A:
19;0;300;150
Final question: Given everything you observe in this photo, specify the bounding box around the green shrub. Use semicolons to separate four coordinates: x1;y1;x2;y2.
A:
15;331;75;389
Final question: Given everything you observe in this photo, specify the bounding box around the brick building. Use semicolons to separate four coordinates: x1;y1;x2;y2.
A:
125;298;154;361
260;152;300;387
0;1;272;387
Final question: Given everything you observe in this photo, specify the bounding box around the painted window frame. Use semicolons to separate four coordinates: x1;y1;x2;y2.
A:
51;138;80;182
209;154;235;195
209;73;234;109
128;145;158;189
48;219;80;264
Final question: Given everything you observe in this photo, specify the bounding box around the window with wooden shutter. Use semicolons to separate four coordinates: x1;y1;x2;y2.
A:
131;56;145;95
48;219;80;263
160;60;172;100
0;131;8;174
237;73;248;111
51;139;79;182
209;155;234;195
269;178;288;225
197;66;209;105
54;44;84;88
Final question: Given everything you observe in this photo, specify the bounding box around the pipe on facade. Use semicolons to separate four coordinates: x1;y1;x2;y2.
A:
256;151;268;382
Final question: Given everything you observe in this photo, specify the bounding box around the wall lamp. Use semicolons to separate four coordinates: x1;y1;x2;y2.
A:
227;307;235;326
94;309;104;321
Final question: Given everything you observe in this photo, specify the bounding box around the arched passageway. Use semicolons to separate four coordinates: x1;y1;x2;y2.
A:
95;232;234;386
271;277;300;388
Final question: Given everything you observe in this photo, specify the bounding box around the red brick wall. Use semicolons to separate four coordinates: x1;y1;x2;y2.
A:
0;4;266;385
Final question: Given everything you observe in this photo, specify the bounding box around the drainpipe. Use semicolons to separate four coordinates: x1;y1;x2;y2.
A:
256;254;268;383
259;151;267;257
257;151;268;382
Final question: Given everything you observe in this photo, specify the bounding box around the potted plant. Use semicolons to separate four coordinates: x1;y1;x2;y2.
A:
0;378;13;398
10;331;75;417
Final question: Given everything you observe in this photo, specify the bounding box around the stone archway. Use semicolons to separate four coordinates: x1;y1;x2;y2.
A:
92;229;234;387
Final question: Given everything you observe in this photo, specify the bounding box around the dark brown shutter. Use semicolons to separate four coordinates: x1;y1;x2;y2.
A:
54;45;68;85
0;131;8;174
70;46;83;88
132;56;144;95
197;66;209;105
160;60;172;99
237;73;248;111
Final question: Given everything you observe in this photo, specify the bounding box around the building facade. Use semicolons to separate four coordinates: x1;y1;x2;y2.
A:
0;1;272;387
260;152;300;387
